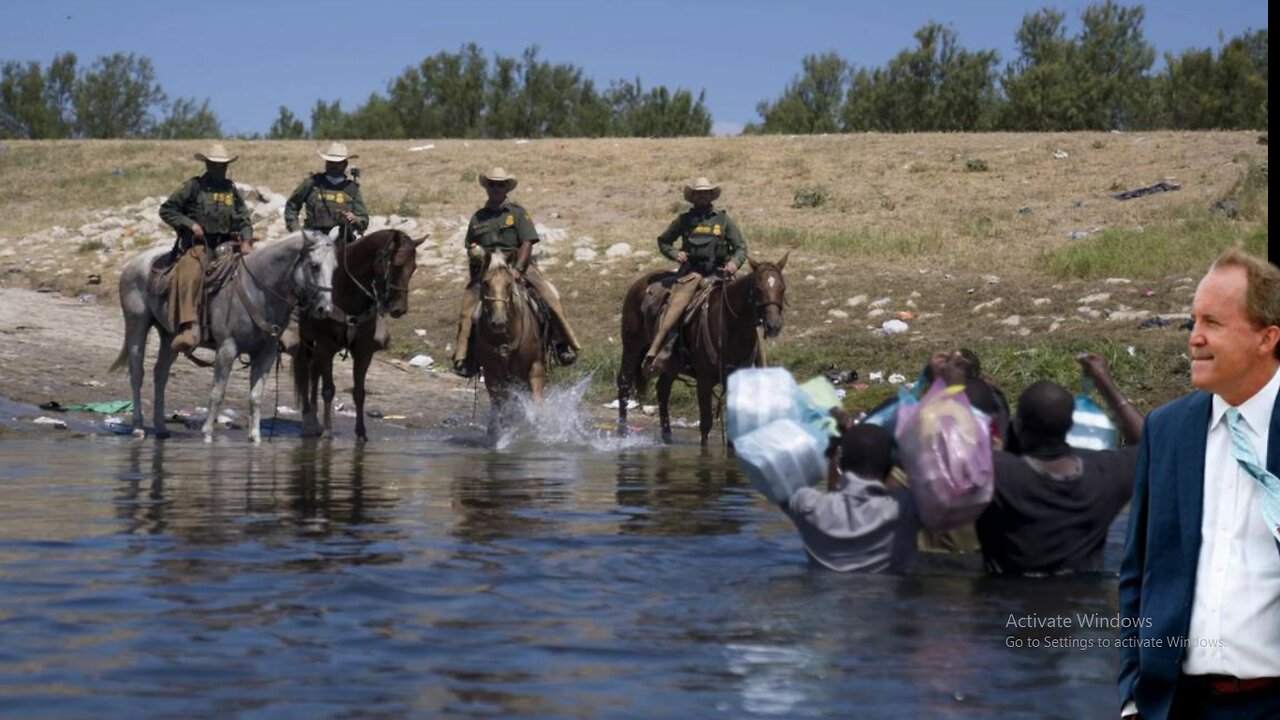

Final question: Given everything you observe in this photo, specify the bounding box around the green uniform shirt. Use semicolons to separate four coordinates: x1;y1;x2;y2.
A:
464;202;539;252
283;174;370;233
159;175;254;240
657;206;746;272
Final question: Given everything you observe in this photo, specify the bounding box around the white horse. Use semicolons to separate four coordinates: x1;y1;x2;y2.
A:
110;229;338;442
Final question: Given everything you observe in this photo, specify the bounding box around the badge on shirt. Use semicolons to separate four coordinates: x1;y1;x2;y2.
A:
713;224;722;236
505;214;515;227
320;191;348;204
210;192;234;206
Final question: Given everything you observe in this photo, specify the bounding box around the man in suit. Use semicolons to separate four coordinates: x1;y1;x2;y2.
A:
1119;245;1280;719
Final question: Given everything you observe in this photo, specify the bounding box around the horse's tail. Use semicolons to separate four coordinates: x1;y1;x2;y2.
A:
108;342;129;373
291;341;313;403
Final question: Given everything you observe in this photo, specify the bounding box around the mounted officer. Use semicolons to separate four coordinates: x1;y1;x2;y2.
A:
281;142;372;352
451;167;582;377
159;143;255;354
641;177;747;377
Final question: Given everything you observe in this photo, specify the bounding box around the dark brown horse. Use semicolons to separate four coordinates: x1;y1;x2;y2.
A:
617;254;789;445
474;252;548;439
291;229;424;440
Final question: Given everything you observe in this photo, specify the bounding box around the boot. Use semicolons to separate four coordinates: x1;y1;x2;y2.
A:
451;349;477;378
172;323;199;354
555;341;578;366
641;333;677;378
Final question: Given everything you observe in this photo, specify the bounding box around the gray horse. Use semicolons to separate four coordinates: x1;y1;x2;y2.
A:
110;230;339;442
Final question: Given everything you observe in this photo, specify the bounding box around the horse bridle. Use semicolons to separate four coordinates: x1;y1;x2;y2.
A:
748;266;786;321
343;234;409;311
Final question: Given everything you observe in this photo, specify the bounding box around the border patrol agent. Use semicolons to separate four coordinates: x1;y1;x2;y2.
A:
451;167;582;377
642;177;747;377
159;143;255;354
281;142;371;352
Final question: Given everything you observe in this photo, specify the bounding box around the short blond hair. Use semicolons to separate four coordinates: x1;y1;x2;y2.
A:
1212;245;1280;359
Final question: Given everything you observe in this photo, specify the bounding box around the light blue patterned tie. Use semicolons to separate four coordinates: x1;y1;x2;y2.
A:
1225;407;1280;543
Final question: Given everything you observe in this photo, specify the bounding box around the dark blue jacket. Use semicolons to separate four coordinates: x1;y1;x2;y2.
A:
1118;388;1280;720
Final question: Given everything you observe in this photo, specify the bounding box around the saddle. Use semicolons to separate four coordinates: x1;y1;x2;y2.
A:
149;243;241;342
641;273;722;371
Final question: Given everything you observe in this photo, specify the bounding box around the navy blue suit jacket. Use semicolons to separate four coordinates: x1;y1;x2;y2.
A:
1117;388;1280;720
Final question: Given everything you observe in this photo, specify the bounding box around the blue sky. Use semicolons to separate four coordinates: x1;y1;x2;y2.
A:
1;0;1268;136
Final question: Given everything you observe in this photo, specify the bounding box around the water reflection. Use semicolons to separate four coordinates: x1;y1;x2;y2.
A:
614;449;749;536
0;438;1126;719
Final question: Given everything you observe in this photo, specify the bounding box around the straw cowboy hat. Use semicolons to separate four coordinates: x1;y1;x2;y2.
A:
683;177;721;202
317;142;358;162
479;167;518;191
193;143;238;164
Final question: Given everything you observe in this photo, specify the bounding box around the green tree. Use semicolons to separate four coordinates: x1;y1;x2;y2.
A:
309;99;349;139
1074;1;1157;129
268;105;306;139
1161;29;1268;129
756;52;849;133
842;23;998;131
344;93;405;139
1000;9;1081;130
152;97;222;139
0;52;77;138
73;52;166;138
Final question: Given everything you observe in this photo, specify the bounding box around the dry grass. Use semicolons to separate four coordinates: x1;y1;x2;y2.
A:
0;132;1268;414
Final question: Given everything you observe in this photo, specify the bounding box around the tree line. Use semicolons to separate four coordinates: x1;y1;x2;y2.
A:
0;3;1268;140
753;2;1267;133
0;44;711;140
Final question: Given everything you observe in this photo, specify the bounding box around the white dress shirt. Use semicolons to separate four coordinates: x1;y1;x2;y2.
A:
1184;364;1280;676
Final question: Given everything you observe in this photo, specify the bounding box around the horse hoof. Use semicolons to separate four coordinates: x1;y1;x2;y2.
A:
154;431;172;440
131;428;147;440
661;431;673;445
203;433;213;444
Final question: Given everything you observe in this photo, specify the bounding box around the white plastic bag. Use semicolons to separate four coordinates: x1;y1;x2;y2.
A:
734;418;827;505
726;368;798;443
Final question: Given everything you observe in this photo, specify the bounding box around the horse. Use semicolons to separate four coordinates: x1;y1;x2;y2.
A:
290;229;425;441
617;254;788;446
473;251;549;439
110;230;339;443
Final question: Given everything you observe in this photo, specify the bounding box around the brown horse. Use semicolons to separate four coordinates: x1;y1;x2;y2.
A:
291;229;424;440
617;254;789;445
474;252;549;438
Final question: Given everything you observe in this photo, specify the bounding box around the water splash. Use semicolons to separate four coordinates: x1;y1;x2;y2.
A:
494;375;657;452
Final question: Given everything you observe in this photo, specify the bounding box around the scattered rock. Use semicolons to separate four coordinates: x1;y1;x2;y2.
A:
880;319;909;334
846;294;868;307
1078;292;1111;304
573;247;598;262
972;298;1003;313
1103;278;1132;285
1109;310;1151;322
867;308;886;319
1000;315;1021;327
870;297;892;308
827;309;849;319
604;242;632;258
1032;298;1051;306
408;354;434;368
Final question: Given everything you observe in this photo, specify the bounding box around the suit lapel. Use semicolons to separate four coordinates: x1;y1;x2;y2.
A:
1178;393;1211;555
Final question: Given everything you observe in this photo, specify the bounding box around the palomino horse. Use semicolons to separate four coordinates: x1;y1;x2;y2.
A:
111;230;338;442
617;254;788;445
474;252;549;438
291;229;425;441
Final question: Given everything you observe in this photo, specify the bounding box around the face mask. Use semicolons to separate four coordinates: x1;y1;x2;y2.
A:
325;174;345;184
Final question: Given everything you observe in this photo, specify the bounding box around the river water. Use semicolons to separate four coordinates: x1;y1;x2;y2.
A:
0;399;1127;719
